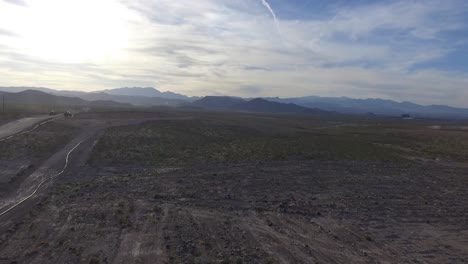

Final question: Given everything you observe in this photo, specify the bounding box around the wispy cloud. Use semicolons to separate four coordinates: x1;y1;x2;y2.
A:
238;85;262;95
0;28;18;37
259;0;281;36
2;0;27;6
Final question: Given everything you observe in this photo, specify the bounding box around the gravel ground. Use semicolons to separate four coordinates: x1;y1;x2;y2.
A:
0;159;466;263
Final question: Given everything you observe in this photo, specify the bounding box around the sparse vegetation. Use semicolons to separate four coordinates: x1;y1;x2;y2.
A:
90;117;408;167
2;110;468;263
91;113;468;167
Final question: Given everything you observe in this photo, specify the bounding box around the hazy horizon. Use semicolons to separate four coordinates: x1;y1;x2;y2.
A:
1;0;468;107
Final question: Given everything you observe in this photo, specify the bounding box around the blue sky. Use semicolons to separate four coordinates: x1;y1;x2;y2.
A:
0;0;467;106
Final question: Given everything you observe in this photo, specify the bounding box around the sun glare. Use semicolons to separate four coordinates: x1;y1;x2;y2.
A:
2;0;129;64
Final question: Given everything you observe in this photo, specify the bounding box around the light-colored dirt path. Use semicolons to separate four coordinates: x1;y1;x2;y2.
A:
0;140;84;217
0;115;194;228
0;115;58;141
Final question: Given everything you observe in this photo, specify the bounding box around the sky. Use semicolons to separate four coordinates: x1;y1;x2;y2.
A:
0;0;468;106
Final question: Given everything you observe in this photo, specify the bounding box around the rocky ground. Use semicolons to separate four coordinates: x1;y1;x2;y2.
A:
0;159;467;263
0;111;467;263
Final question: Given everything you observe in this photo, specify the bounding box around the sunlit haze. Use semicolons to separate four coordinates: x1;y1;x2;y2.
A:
1;0;468;106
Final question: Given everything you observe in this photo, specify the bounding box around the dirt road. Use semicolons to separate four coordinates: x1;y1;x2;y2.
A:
0;113;187;231
0;115;57;141
0;140;83;217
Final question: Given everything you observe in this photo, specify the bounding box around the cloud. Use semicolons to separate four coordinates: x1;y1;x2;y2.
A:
243;66;271;71
0;28;18;37
237;86;262;95
327;1;466;40
259;0;281;36
2;0;26;6
0;0;467;106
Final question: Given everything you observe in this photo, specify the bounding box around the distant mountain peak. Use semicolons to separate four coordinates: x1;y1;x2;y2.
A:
116;87;160;92
233;98;327;114
97;87;191;100
192;96;246;110
193;96;329;114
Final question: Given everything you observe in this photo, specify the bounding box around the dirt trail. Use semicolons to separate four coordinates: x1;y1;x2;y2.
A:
0;129;101;233
0;115;192;231
0;140;84;216
0;115;57;141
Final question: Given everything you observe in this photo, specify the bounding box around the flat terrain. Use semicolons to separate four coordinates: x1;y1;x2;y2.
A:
0;110;467;263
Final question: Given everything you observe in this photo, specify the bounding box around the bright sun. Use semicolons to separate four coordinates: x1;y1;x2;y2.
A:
1;0;129;63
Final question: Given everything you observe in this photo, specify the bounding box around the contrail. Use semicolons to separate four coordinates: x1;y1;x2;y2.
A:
260;0;281;35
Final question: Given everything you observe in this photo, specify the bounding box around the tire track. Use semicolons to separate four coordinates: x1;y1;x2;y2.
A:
0;139;84;217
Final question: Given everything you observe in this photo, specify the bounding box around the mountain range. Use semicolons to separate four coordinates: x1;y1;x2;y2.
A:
99;87;196;101
0;87;191;107
265;96;468;118
0;90;132;110
1;86;468;118
192;96;330;114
